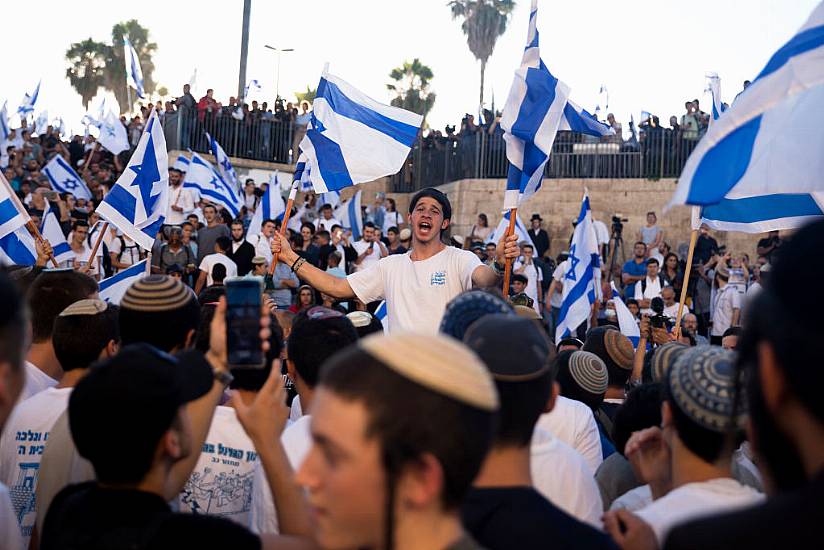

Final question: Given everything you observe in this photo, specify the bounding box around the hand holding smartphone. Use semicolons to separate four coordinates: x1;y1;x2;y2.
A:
225;277;265;369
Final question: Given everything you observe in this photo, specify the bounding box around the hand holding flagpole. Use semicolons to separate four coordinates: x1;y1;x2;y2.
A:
502;208;518;295
0;172;58;267
269;181;298;275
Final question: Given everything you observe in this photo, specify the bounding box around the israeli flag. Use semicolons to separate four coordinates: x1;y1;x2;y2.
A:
100;260;147;304
334;189;363;241
0;176;29;239
173;154;190;172
486;210;536;249
0;102;9;142
207;133;239;191
555;193;601;343
300;69;422;193
707;73;726;123
34;110;49;136
124;37;145;99
296;155;314;192
501;1;570;209
17;81;40;117
244;79;262;100
97;110;130;155
610;281;640;348
669;2;824;232
0;226;36;266
559;100;613;137
43;156;92;201
96;110;168;250
319;190;341;210
374;300;389;334
41;205;72;264
183;152;241;217
246;184;285;244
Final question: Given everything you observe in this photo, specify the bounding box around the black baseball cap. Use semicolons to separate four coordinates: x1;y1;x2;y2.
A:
463;314;551;380
69;344;214;468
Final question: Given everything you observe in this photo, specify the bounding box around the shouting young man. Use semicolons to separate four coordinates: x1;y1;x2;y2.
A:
271;187;519;333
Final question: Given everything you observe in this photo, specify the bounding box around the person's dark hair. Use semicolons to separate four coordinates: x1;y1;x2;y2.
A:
202;203;217;214
319;346;493;510
634;241;647;249
611;383;662;456
387;226;399;236
625;298;639;308
53;305;119;372
663;252;679;269
521;243;534;251
315;230;330;241
262;218;276;228
722;326;742;339
231;219;244;228
0;272;27;372
211;263;227;284
289;232;304;249
215;236;231;253
27;271;98;342
287;309;358;387
409;187;452;221
320;203;332;211
478;213;488;227
494;365;553;448
300;222;316;235
363;221;376;230
511;273;528;285
72;219;89;231
662;380;729;463
385;198;396;212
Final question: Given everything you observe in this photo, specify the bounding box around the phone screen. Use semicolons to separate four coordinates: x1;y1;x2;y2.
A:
226;277;264;369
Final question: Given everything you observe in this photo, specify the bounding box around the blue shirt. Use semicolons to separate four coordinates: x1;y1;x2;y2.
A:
622;258;647;298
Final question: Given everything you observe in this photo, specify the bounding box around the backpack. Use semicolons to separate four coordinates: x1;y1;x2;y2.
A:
640;275;666;294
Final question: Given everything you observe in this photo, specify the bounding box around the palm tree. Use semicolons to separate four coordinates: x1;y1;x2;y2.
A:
295;86;317;105
65;39;108;109
448;0;515;110
104;20;158;113
387;59;436;120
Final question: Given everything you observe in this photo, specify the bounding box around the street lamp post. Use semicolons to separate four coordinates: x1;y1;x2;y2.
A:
264;45;295;102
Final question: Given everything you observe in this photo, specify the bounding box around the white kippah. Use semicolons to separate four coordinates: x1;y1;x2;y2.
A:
346;311;373;328
59;298;108;317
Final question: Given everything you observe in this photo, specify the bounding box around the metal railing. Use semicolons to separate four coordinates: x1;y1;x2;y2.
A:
391;128;702;192
162;110;296;164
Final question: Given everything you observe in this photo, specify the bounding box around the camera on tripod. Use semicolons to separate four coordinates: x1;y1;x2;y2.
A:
611;214;628;238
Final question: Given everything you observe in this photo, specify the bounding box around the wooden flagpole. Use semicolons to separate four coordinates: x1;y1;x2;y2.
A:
268;181;299;275
673;228;699;340
501;208;518;295
86;222;109;265
0;173;58;267
81;142;99;178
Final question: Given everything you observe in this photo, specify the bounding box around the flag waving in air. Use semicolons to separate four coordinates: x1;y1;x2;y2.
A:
246;184;285;244
124;37;145;99
100;260;147;304
43;156;93;201
486;210;536;250
183;152;242;217
333;190;363;241
207;133;239;191
610;281;640;348
96;110;130;155
0;102;9;142
300;69;423;193
96;110;168;250
17;81;40;118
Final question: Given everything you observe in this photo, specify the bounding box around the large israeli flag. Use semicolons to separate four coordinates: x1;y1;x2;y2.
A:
96;110;168;250
124;37;145;99
207;132;239;191
0;175;29;239
300;70;422;193
100;260;147;304
17;81;40;117
500;1;570;209
0;102;9;142
43;156;92;201
0;226;36;266
333;189;363;241
173;154;190;172
41;205;72;264
183;152;241;217
555;193;601;343
486;210;537;249
246;184;285;244
610;281;640;348
669;2;824;232
97;110;130;155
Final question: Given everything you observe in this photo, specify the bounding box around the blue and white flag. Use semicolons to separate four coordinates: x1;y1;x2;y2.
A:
0;226;36;266
97;110;130;155
559;100;613;137
500;1;570;209
486;210;536;249
0;102;9;142
43;155;92;201
243;79;262;100
555;193;601;343
610;281;640;348
319;190;341;210
707;73;726;123
374;300;389;334
34;110;49;136
173;154;190;172
333;189;363;241
246;183;285;243
17;81;40;118
669;2;824;232
96;110;168;250
99;260;147;304
0;175;29;239
183;152;241;217
207;132;239;191
300;70;422;193
124;37;145;99
41;204;72;264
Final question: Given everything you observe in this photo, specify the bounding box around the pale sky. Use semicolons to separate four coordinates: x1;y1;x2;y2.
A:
0;0;818;136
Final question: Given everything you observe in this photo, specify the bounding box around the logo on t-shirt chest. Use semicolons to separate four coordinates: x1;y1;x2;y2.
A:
430;271;447;286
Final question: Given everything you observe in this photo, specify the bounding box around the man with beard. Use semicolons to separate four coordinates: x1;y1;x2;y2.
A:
166;168;195;226
271;187;520;333
227;220;256;275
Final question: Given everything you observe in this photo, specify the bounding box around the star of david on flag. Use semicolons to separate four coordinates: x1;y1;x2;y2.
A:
43;156;93;201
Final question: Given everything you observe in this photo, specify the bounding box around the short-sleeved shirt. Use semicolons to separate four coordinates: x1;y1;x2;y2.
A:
347;246;483;334
351;240;384;272
196;224;231;265
622;259;647;297
199;253;238;286
268;263;299;308
640;225;662;246
711;285;741;336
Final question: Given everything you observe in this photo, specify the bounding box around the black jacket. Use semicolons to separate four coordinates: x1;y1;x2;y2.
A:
227;241;256;276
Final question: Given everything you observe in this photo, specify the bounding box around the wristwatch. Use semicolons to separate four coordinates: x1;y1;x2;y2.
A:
213;367;234;387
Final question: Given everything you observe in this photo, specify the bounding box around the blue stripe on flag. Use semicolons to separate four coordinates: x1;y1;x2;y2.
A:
348;197;361;241
53;242;71;256
686;115;762;205
0;198;19;224
99;260;145;292
0;231;36;264
756;24;824;81
510;67;559;144
306;129;354;191
317;78;420;146
702;193;823;223
556;261;595;327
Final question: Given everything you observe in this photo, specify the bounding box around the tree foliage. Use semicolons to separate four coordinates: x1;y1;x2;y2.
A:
295;86;317;105
387;59;436;120
65;39;107;109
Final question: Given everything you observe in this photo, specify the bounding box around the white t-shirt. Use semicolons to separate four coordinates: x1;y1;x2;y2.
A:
351;240;384;272
382;211;404;234
550;261;568;309
199;253;238;286
249;415;312;534
178;406;258;526
0;387;72;546
314;216;342;232
166;185;196;225
635;276;667;314
711;285;741;336
663;302;689;320
534;396;603;473
248;234;274;264
530;428;604;528
347;246;483;334
635;478;764;544
593;220;610;247
109;235;142;269
20;361;57;402
0;483;23;550
62;239;103;278
514;259;543;313
610;484;653;512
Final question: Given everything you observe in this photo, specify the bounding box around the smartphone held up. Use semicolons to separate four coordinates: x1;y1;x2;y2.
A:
225;277;265;369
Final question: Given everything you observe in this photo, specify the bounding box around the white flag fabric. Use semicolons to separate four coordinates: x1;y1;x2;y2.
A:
246;183;285;245
207;133;239;191
17;81;40;117
0;102;9;142
97;110;130;155
555;193;601;343
319;190;341;210
559;100;614;137
707;73;726;123
333;189;363;241
43;156;92;201
173;154;190;173
183;152;242;217
610;281;640;348
124;37;145;99
34;110;49;136
486;210;536;249
669;2;824;232
99;260;147;304
41;205;73;265
299;70;422;193
0;175;29;239
96;111;168;250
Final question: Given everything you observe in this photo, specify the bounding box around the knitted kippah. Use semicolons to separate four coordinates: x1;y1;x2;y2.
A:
651;342;690;383
440;290;514;340
669;346;744;432
120;275;194;312
59;298;108;317
568;351;608;395
604;329;634;370
360;333;499;412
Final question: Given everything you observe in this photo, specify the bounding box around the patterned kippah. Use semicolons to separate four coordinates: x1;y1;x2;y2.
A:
568;351;608;395
59;298;108;317
360;333;499;412
651;342;690;383
440;290;514;341
120;275;194;312
668;346;744;432
604;329;634;370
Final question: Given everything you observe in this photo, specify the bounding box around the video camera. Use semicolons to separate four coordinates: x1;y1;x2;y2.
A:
649;297;672;330
611;214;628;238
